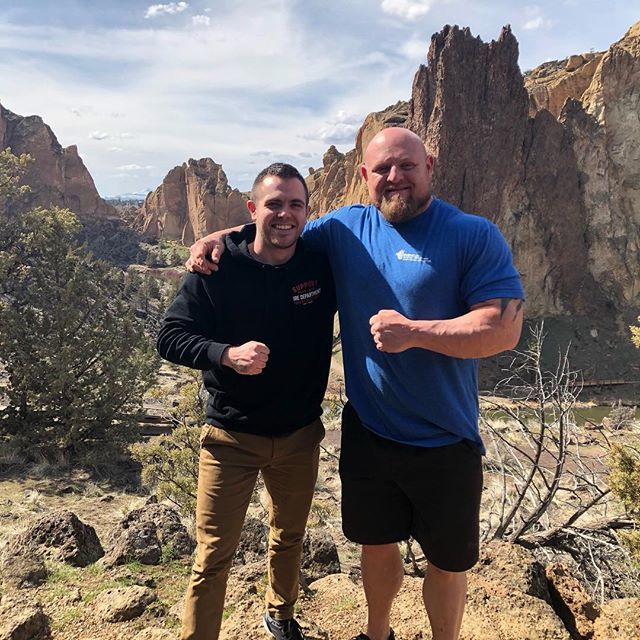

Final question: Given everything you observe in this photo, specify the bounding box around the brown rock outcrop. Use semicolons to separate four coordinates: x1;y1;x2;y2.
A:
306;22;640;379
525;52;604;118
0;102;115;219
139;157;249;244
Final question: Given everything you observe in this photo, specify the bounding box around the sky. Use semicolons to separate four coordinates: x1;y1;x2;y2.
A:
0;1;638;197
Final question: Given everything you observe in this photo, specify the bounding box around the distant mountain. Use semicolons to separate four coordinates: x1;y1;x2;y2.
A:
105;190;153;204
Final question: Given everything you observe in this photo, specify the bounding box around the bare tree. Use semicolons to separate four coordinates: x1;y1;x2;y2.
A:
480;323;613;543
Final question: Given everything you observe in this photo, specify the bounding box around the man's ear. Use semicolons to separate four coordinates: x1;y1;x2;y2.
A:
247;200;257;221
360;164;368;182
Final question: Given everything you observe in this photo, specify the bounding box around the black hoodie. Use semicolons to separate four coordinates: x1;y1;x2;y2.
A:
156;227;336;436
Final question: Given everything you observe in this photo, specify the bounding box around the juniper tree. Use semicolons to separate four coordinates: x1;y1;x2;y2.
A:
0;149;159;461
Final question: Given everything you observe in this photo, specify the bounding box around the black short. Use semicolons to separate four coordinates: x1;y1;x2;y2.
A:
339;402;483;572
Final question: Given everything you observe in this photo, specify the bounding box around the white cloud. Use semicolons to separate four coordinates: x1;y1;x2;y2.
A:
88;130;109;140
71;107;82;117
523;17;544;30
522;6;551;31
381;0;432;21
144;2;189;19
108;146;124;152
192;15;211;27
302;110;364;145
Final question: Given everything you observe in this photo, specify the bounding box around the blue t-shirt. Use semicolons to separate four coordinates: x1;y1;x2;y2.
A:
303;198;525;450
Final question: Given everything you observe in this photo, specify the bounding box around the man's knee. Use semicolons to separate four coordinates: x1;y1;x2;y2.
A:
362;543;400;559
426;561;467;583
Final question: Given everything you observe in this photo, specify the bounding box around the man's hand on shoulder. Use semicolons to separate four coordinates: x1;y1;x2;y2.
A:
221;341;270;375
369;309;415;353
185;237;225;274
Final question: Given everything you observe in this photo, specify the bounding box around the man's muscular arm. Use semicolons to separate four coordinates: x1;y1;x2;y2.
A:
185;225;244;274
369;298;524;358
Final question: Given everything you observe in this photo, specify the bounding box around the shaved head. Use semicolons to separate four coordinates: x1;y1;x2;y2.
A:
364;128;429;166
361;127;435;223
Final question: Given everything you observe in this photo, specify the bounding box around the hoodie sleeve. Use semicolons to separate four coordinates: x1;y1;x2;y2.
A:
156;272;230;371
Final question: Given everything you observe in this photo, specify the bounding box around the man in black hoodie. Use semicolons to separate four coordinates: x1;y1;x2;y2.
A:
157;163;336;640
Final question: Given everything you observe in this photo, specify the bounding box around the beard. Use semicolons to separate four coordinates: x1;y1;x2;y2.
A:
377;191;431;224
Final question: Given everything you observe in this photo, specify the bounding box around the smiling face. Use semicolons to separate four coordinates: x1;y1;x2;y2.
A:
247;175;309;265
361;127;435;224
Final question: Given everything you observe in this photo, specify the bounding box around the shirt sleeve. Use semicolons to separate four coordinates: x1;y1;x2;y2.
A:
156;272;230;371
301;215;333;253
460;220;525;307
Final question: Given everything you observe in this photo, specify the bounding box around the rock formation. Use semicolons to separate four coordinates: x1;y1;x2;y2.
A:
524;52;604;118
305;22;640;382
0;102;115;219
139;157;249;244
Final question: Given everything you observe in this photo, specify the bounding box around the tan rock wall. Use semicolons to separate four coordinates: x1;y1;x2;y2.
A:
0;103;115;219
139;158;249;244
525;53;604;118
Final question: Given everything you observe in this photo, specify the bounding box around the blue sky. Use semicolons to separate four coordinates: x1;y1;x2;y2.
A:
0;1;638;196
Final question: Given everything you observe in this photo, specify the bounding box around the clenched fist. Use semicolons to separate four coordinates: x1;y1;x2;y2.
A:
369;309;414;353
222;341;270;375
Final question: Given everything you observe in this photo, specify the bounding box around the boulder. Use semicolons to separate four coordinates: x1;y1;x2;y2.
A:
0;599;49;640
103;502;194;567
0;552;47;590
7;510;103;567
94;585;157;622
546;562;600;639
301;528;341;583
463;581;572;640
101;520;162;568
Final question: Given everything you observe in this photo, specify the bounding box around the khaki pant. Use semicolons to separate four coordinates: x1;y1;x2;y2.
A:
180;419;324;640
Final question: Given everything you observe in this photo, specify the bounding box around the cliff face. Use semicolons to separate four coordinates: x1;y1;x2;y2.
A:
524;52;604;118
0;103;115;219
139;158;249;244
306;23;640;324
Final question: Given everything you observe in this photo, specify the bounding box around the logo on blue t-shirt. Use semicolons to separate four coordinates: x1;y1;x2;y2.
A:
395;249;431;264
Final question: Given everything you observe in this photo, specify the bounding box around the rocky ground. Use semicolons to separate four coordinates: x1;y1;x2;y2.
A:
1;412;639;640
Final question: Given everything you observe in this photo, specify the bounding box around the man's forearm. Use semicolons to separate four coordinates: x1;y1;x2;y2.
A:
198;225;244;247
408;307;522;358
186;225;245;273
370;299;524;358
